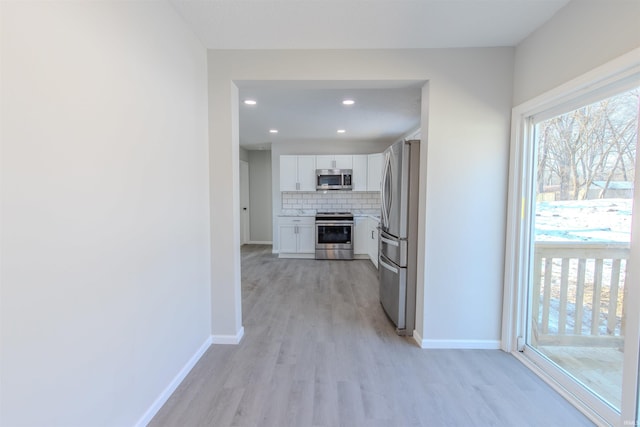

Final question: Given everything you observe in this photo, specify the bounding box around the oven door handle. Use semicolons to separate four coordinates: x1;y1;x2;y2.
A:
380;236;399;247
379;257;399;274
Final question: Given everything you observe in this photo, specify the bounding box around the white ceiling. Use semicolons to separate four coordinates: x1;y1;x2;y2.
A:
169;0;569;50
169;0;570;149
237;81;424;149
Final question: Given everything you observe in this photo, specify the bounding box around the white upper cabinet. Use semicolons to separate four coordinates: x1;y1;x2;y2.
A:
280;153;382;193
280;155;316;192
280;156;298;191
315;155;333;169
316;155;353;170
297;156;316;191
334;155;353;169
367;153;384;192
351;155;368;191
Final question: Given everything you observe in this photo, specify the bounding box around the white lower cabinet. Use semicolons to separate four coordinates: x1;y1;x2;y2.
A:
354;216;380;267
367;217;379;268
354;217;368;255
278;216;315;258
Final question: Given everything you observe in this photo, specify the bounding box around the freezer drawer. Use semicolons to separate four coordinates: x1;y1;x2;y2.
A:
379;253;407;330
379;230;408;267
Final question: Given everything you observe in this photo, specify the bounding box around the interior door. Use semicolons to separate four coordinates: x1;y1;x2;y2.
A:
240;160;250;245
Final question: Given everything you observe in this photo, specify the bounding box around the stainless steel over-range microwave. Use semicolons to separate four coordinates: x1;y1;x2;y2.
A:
316;169;352;191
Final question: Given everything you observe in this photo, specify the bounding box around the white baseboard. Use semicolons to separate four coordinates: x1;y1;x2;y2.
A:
412;329;423;347
248;240;272;245
135;336;212;427
415;337;501;350
278;253;315;259
211;326;244;345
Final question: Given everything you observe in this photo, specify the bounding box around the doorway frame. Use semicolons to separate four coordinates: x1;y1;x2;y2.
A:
240;159;250;245
501;48;640;425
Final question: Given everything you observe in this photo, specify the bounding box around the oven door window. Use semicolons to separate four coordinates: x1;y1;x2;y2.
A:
317;174;342;187
317;225;352;244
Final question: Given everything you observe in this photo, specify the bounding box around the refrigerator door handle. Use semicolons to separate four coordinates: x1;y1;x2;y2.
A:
380;152;387;227
381;150;391;229
379;257;399;274
380;236;399;247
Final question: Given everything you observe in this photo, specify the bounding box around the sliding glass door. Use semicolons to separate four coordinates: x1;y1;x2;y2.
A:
505;72;640;425
528;86;638;413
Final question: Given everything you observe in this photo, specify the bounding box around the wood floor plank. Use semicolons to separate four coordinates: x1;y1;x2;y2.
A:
149;244;594;427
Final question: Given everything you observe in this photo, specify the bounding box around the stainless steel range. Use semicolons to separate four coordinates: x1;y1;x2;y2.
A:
315;212;354;260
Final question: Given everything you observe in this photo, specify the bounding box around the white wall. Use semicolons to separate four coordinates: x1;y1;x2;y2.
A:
208;49;514;347
1;2;210;426
248;150;272;242
513;0;640;105
239;146;249;162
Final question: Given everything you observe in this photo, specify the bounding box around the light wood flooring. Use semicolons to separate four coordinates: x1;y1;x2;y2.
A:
150;244;593;427
539;345;623;410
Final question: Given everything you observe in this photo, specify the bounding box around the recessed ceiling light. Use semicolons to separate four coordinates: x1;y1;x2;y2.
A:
342;99;355;105
244;99;257;105
337;129;346;134
269;129;278;133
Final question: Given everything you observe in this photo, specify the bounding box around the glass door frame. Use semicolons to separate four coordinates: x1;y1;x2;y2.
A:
502;50;640;426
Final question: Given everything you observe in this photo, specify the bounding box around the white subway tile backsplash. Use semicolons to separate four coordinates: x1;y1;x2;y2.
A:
281;191;380;212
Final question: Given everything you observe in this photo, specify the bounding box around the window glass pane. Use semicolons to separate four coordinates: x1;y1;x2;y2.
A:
527;87;639;412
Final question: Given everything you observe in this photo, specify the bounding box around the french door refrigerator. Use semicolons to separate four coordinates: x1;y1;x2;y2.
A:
379;139;420;336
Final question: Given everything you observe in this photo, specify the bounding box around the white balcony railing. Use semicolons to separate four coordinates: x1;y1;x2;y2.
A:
531;241;629;348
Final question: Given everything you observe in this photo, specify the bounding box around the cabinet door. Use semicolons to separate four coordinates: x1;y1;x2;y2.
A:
280;156;299;191
334;155;353;169
354;217;368;254
315;155;333;169
297;224;316;253
367;153;383;191
297;155;316;191
315;155;352;169
351;155;368;191
279;224;298;253
368;218;379;267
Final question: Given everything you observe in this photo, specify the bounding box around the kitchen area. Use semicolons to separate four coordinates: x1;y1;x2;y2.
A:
237;82;423;336
276;152;382;266
270;139;420;336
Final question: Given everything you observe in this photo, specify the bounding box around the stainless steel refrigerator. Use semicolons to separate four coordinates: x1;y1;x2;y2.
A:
379;139;420;336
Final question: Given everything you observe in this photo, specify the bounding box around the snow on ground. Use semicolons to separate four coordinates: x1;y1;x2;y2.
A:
533;198;632;337
535;198;632;243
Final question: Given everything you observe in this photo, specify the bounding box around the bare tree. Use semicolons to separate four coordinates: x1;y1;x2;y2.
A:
535;89;638;201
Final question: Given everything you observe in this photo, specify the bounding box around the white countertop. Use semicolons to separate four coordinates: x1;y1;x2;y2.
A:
278;209;380;221
278;209;316;217
356;213;381;221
